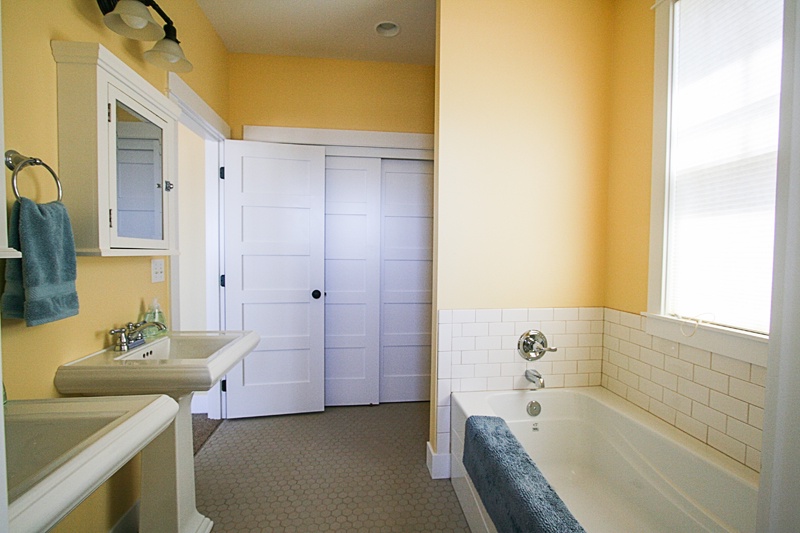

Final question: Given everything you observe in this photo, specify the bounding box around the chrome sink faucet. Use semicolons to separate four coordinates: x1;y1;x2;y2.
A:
525;369;545;390
110;321;166;351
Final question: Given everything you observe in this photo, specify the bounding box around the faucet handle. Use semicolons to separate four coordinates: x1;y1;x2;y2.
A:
109;328;130;350
518;330;558;361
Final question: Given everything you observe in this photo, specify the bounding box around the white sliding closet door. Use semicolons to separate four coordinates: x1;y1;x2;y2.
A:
380;159;434;402
324;157;381;405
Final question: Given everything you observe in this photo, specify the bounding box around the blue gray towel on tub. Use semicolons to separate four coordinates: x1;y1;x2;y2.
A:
1;198;79;326
463;415;585;533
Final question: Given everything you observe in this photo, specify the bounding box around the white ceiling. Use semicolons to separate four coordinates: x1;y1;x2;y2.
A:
195;0;436;65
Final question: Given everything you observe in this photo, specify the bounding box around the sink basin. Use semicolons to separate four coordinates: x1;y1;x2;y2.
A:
6;395;178;532
54;330;259;397
52;330;259;533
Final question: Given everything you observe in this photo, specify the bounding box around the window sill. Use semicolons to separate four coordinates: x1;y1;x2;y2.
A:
643;313;768;367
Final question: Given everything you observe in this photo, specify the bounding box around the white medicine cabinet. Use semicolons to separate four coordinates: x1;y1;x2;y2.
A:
51;41;180;256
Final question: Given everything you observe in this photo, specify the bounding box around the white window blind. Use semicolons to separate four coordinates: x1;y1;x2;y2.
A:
666;0;783;334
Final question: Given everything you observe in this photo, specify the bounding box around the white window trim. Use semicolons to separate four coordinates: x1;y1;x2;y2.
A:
646;0;769;366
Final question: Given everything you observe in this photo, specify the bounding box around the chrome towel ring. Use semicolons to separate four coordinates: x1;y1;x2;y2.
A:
4;149;63;202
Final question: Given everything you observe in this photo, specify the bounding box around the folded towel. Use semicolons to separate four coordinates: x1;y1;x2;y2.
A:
2;198;79;326
463;415;585;533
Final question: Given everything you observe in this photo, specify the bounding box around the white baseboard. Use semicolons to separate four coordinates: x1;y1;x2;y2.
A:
110;501;138;533
426;441;451;479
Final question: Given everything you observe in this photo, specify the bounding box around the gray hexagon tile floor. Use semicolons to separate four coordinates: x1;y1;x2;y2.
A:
194;402;470;532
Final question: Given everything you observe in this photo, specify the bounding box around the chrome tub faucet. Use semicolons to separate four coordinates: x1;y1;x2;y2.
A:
525;368;545;390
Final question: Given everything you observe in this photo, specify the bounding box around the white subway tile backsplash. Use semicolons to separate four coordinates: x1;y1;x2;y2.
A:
750;364;767;386
502;308;528;322
629;329;653;349
663;389;692;415
566;320;592;334
694;367;729;394
628;359;651;379
487;376;513;390
729;378;765;408
678;378;710;405
554;308;580;321
439;306;765;473
708;428;746;463
452;309;476;323
676;412;708;442
564;373;589;387
626;388;650;410
649;399;677;425
566;347;592;360
638;378;663;401
617;368;639;388
489;321;515;336
475;308;502;322
579;307;604;320
461;322;489;337
552;361;577;374
711;353;751;381
579;333;603;347
679;345;712;368
528;308;555;321
451;365;475;379
475;336;502;350
652;336;679;357
460;378;488;391
664;356;693;380
639;348;664;369
474;363;501;377
692;403;727;432
620;312;643;330
541;321;567;335
726;418;762;450
619;339;641;359
746;447;761;472
651;368;678;391
749;405;764;430
553;334;578;348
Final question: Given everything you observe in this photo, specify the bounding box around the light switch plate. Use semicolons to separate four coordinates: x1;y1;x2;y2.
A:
151;259;165;283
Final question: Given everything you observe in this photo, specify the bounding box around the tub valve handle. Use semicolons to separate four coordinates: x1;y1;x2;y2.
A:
518;330;558;361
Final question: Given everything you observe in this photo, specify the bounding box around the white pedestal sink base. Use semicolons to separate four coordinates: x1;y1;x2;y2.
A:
140;393;213;533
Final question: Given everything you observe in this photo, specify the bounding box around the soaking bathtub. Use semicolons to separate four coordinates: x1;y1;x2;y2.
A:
450;387;759;533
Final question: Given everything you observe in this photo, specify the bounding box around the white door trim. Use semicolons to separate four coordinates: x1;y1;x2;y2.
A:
756;0;800;527
167;74;230;417
243;125;434;160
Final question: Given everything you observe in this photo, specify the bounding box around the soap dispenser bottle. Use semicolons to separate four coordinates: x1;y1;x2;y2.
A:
143;297;167;338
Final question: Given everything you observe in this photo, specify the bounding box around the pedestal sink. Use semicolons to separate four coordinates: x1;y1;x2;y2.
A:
54;330;259;533
6;395;178;532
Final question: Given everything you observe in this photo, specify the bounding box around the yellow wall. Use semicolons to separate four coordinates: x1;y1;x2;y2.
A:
605;0;655;314
435;0;612;310
228;54;435;138
1;1;227;530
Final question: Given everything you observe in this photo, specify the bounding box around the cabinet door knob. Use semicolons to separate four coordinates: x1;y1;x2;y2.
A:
311;290;322;299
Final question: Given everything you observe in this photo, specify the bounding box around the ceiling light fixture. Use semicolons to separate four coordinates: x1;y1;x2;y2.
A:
375;21;401;38
97;0;193;72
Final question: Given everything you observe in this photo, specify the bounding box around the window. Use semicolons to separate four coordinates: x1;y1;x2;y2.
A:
650;0;784;336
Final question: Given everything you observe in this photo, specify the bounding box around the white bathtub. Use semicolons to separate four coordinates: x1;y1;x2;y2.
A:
450;387;759;533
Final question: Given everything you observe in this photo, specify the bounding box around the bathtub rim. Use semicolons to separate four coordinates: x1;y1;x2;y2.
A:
451;386;759;488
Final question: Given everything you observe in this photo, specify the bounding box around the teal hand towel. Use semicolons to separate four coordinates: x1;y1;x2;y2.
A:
2;198;79;326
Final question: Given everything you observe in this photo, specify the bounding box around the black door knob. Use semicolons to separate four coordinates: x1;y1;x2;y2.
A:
311;289;322;299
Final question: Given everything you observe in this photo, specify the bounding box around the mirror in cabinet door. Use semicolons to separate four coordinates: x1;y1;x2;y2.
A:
109;86;170;249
